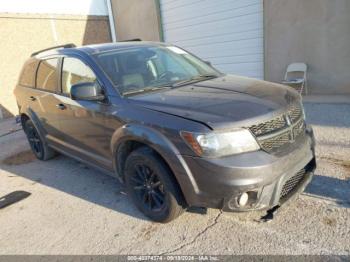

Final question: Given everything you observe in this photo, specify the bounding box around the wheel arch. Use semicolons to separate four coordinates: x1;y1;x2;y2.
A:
19;110;47;144
20;113;30;128
111;124;200;206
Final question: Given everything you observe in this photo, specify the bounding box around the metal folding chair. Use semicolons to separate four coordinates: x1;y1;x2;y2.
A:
282;63;308;94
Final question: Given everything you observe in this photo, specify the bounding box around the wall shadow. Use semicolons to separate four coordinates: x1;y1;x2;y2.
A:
0;104;14;119
303;102;350;128
305;174;350;207
82;15;112;45
316;140;350;149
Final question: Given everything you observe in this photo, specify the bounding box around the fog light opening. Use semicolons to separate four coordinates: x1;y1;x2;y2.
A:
238;192;249;207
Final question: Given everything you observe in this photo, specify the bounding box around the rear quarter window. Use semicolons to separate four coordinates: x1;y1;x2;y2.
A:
36;58;59;92
18;60;38;87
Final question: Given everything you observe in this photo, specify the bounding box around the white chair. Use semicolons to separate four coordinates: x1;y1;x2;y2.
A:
282;63;308;94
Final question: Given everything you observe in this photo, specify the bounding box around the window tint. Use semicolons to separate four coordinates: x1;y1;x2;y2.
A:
61;57;96;95
19;60;38;87
36;58;59;92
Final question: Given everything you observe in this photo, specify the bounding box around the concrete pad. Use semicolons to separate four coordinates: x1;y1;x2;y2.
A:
0;103;349;255
0;118;22;137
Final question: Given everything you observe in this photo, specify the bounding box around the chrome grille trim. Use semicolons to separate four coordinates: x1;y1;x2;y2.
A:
293;119;305;138
249;115;286;136
259;130;291;152
248;103;306;153
288;103;303;123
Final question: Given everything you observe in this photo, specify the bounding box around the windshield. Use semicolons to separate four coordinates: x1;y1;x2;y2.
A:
94;45;221;96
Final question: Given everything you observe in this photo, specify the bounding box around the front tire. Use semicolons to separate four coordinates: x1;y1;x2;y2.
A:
125;147;185;223
23;120;57;161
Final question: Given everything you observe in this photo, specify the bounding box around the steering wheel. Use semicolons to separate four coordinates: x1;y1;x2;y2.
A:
158;71;173;81
123;84;141;92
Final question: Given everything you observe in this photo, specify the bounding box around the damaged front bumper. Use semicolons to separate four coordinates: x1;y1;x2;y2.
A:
181;125;316;212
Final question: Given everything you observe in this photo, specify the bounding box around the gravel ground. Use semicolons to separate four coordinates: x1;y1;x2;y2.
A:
0;101;349;255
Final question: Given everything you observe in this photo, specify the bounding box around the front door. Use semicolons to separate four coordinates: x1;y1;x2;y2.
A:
53;57;115;170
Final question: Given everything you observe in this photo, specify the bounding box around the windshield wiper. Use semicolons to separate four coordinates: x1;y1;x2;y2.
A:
171;74;218;88
123;86;166;96
122;74;218;95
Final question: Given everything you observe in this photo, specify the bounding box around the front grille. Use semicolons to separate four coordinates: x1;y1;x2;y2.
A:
293;119;305;138
249;115;286;136
280;168;306;200
260;131;290;152
248;103;306;154
288;103;303;123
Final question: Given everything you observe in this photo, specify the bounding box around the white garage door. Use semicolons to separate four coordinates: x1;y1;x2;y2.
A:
160;0;264;79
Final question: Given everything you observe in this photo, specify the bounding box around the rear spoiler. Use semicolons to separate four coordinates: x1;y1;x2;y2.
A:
31;43;76;57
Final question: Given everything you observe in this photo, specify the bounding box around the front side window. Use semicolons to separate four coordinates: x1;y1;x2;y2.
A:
95;45;221;96
36;58;59;92
61;57;97;95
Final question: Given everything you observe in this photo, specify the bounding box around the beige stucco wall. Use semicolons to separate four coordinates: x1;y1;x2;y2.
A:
111;0;161;41
264;0;350;94
0;13;111;118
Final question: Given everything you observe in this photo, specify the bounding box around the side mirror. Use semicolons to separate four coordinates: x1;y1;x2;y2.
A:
70;82;105;101
204;61;212;66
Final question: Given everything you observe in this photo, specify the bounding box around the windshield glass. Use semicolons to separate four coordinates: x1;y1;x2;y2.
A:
94;45;221;96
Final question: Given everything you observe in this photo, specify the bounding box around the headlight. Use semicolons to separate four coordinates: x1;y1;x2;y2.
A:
180;129;260;157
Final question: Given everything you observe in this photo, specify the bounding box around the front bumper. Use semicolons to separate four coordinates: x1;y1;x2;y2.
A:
181;126;316;211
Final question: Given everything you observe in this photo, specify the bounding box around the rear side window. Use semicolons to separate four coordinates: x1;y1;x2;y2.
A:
61;57;96;95
36;58;59;92
19;60;38;87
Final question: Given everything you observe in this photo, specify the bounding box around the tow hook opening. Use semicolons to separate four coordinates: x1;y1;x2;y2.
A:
259;205;280;223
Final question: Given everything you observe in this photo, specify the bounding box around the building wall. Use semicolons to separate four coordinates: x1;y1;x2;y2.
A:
0;14;111;118
264;0;350;94
110;0;161;41
0;0;111;118
0;0;108;15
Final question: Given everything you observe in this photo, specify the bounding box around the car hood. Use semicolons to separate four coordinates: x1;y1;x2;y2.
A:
127;75;301;130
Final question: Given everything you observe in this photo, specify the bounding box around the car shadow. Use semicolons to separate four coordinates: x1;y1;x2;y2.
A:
1;131;349;221
304;173;350;207
0;153;149;221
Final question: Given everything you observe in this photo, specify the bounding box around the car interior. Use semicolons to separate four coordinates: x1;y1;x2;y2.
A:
98;51;156;93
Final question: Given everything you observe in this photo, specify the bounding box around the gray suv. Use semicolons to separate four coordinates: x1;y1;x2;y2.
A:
14;42;316;222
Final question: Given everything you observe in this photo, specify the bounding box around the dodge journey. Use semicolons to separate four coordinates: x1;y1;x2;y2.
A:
14;42;316;222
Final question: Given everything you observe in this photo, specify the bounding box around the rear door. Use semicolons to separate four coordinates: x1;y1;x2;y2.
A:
15;59;40;117
52;56;114;170
31;58;63;138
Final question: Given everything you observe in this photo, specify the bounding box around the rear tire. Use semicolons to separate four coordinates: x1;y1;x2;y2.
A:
23;120;57;161
125;147;185;223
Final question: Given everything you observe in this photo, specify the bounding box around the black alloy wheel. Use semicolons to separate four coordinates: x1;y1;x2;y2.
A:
125;147;185;222
130;164;166;212
23;120;57;161
25;121;44;159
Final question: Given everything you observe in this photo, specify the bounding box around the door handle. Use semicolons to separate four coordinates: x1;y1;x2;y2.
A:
29;96;36;101
56;103;66;110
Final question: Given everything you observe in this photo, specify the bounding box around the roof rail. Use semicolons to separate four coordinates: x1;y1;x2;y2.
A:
31;43;76;57
119;38;142;42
